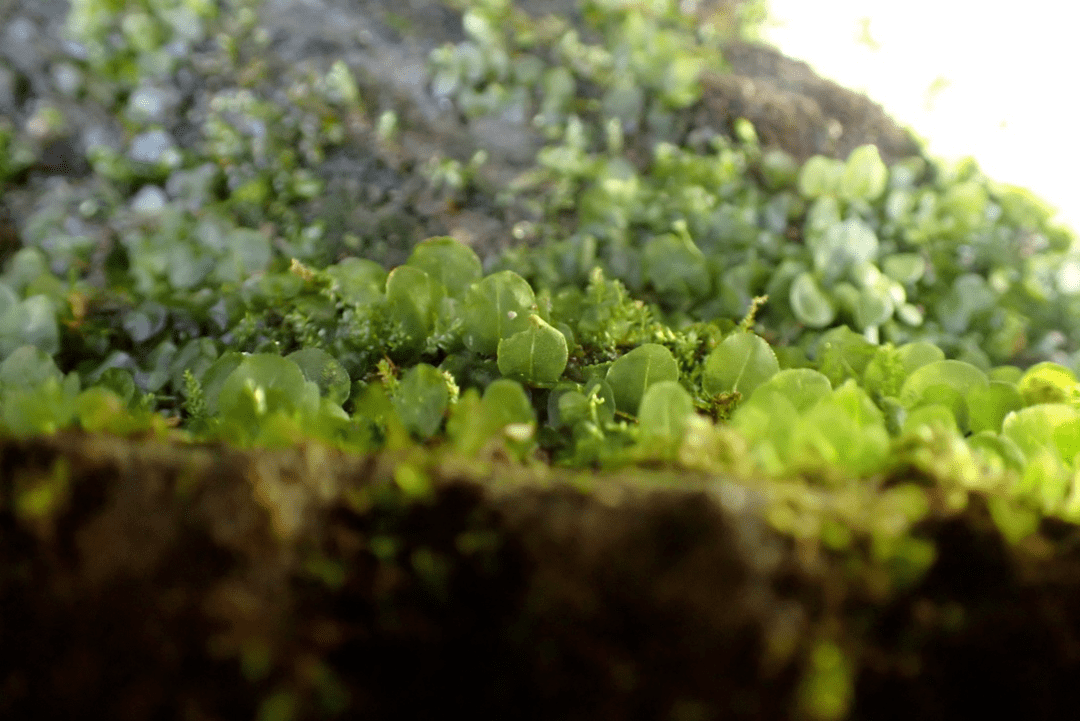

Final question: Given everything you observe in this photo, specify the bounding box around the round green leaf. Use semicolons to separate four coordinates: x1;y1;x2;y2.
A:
760;148;798;190
286;348;351;405
967;380;1024;434
0;344;62;389
200;351;245;415
605;343;680;415
392;363;451;439
702;332;779;398
748;368;832;412
385;265;436;356
810;218;879;278
797;155;843;199
462;270;536;356
882;253;926;285
1017;362;1078;406
1003;403;1080;462
0;295;59;357
789;272;836;328
840;144;888;202
406;236;482;299
896;341;945;375
638;380;695;440
217;354;321;425
642;233;710;304
497;314;569;386
902;404;959;435
899;359;988;432
968;431;1027;473
854;283;894;330
481;378;536;429
325;257;387;306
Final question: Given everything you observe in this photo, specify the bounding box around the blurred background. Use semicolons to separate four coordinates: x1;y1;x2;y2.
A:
762;0;1080;234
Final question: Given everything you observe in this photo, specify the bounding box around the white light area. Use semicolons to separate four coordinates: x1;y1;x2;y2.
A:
761;0;1080;235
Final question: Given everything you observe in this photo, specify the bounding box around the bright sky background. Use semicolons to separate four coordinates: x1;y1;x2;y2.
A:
761;0;1080;234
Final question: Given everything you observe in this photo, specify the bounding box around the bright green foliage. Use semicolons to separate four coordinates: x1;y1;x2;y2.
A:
385;266;437;359
638;380;694;440
702;331;779;399
287;348;352;405
1002;403;1080;466
899;359;988;433
790;272;837;328
462;270;537;356
748;368;832;412
604;343;680;415
840;144;889;202
449;379;536;458
406;236;483;298
642;229;711;306
8;8;1080;700
966;381;1024;433
497;314;569;386
798;156;844;199
0;295;60;357
216;354;324;439
392;364;451;439
1017;362;1079;406
324;258;387;306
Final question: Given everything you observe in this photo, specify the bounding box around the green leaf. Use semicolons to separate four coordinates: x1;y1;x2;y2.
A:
1;373;79;437
325;257;387;306
882;253;926;285
217;354;321;427
286;348;351;405
968;430;1026;473
448;379;537;459
199;351;245;415
902;404;959;435
797;155;843;199
816;327;878;387
896;341;945;374
832;378;885;429
392;363;450;439
642;232;710;304
406;236;483;299
0;295;59;357
605;343;680;415
966;381;1024;434
900;359;989;432
0;344;63;389
497;314;568;386
809;219;879;280
987;496;1040;545
385;265;436;357
216;227;272;283
1002;403;1080;463
702;332;779;399
790;272;836;328
747;368;832;412
462;270;536;356
482;379;535;429
638;380;694;440
760;149;799;190
840;144;888;201
854;283;893;330
1017;362;1078;406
